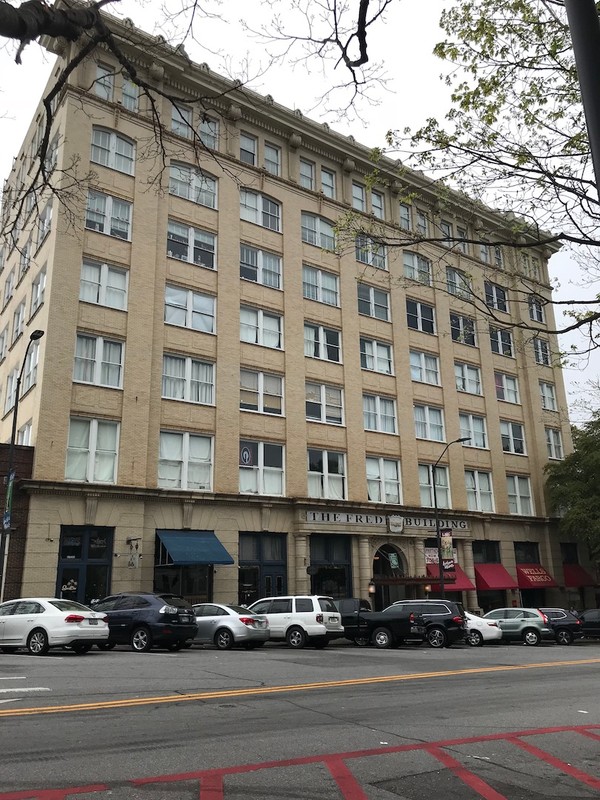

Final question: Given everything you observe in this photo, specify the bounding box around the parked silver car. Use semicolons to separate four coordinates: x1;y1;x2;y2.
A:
192;603;270;650
482;607;554;646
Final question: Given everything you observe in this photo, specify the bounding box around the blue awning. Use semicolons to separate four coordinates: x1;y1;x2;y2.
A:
156;530;234;565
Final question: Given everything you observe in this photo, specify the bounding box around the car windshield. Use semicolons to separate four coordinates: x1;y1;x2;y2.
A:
49;600;92;612
157;595;190;608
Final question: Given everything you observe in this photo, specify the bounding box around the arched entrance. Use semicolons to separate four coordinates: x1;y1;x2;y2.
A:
372;544;409;610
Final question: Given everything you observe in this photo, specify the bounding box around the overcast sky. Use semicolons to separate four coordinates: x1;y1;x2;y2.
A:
0;0;595;422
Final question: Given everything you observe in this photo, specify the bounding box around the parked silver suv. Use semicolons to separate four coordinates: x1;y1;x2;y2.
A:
248;595;344;648
482;607;554;646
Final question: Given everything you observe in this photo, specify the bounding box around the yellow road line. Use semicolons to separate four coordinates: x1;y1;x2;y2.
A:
2;658;600;718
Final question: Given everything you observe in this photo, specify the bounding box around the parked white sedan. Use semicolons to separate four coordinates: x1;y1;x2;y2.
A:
0;598;109;655
464;610;503;646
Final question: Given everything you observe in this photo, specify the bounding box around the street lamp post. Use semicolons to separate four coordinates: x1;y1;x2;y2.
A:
0;329;44;600
432;436;470;600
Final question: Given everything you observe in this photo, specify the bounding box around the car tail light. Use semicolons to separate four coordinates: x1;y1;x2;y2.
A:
487;621;499;628
409;612;415;622
65;614;85;623
159;604;178;614
102;616;109;624
576;619;582;626
539;611;549;624
452;615;463;625
239;617;255;627
316;613;324;624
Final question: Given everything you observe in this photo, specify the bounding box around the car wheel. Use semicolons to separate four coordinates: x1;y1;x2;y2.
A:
522;628;541;646
97;642;116;651
427;627;448;649
71;643;92;654
286;626;307;649
214;628;234;650
130;626;153;652
372;627;393;649
555;628;573;645
27;628;49;656
353;636;370;647
467;630;484;647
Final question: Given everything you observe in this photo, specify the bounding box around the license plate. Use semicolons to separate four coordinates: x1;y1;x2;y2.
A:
89;619;98;625
329;616;338;623
180;615;190;623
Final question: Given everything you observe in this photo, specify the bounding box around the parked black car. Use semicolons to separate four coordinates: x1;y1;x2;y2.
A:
538;607;583;645
577;608;600;639
354;605;427;649
91;592;197;652
391;599;466;648
333;598;372;645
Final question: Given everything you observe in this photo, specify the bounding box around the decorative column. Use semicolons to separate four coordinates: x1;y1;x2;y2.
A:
295;534;309;594
358;536;371;598
461;540;479;613
414;538;426;598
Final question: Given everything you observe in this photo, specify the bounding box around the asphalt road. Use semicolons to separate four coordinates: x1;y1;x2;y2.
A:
2;639;600;799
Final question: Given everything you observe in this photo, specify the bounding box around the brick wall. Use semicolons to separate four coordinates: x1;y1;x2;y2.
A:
0;444;34;600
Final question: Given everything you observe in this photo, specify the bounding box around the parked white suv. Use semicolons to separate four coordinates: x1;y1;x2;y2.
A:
247;596;344;648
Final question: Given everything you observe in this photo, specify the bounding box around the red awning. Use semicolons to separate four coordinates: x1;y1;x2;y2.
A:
563;564;597;588
474;563;519;590
426;564;476;592
516;564;558;589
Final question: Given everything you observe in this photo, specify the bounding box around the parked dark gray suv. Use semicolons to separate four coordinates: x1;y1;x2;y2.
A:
391;599;466;648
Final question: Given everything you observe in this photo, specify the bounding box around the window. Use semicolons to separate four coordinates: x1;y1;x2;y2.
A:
352;182;366;211
30;268;46;314
450;313;476;346
240;244;281;289
414;405;444;441
300;159;315;190
304;323;340;361
0;326;7;361
366;457;400;503
91;128;135;175
240;440;284;495
533;337;551;366
240;190;281;232
466;470;494;512
455;362;481;394
514;541;540;564
479;243;491;263
446;267;471;298
240;132;257;165
416;210;428;237
529;295;546;323
4;368;18;414
80;260;128;310
363;394;396;433
159;432;212;490
495;372;519;404
419;464;449;508
484;281;508;312
459;412;487;448
240;369;283;415
355;235;387;269
162;355;214;404
165;285;216;333
308;449;346;500
17;421;32;446
169;164;217;208
66;418;119;483
506;474;533;515
36;202;52;248
321;168;335;198
302;265;338;305
240;306;282;348
500;420;526;454
372;191;384;219
357;284;390;321
399;203;411;230
171;103;192;138
472;540;501;563
540;381;557;411
306;382;343;425
86;191;131;240
95;63;114;101
22;340;40;392
490;326;513;356
361;338;393;374
521;253;542;281
407;299;435;334
546;428;564;459
167;220;216;269
456;226;468;254
12;301;25;342
74;334;123;388
301;212;335;250
3;269;14;306
440;220;452;244
264;143;281;175
403;251;431;284
19;238;31;278
494;246;503;268
410;350;439;384
122;77;138;111
199;116;219;149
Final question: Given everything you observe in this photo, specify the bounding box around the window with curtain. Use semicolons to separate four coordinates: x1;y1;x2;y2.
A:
307;449;346;500
169;163;217;208
162;355;214;404
361;338;393;374
366;457;401;503
414;405;444;441
507;475;533;515
455;362;481;394
240;306;282;349
302;265;338;305
167;220;216;268
240;369;283;414
465;470;494;512
410;350;439;384
91;127;135;175
419;463;449;508
80;260;128;309
164;285;215;333
459;413;487;448
239;440;284;495
240;244;281;288
158;431;212;490
363;395;396;433
66;418;119;483
305;382;343;425
304;323;340;361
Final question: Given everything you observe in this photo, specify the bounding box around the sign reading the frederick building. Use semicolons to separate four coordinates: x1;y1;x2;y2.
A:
306;511;386;525
305;511;469;530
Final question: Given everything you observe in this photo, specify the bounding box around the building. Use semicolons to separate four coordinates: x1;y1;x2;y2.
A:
0;12;595;612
